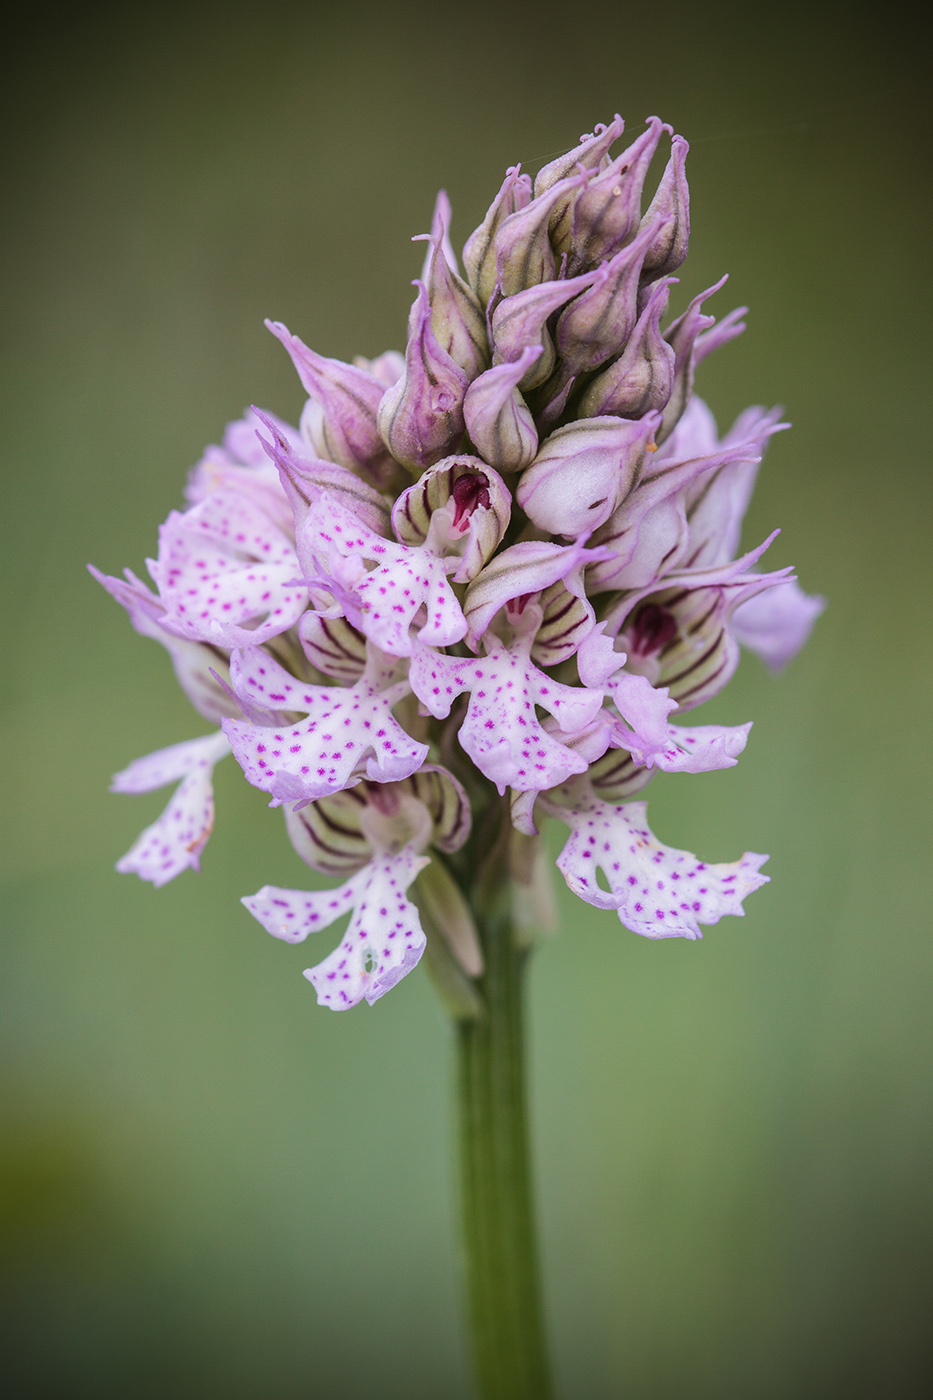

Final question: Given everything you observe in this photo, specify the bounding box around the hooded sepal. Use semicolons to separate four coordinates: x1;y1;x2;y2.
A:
490;268;602;390
578;277;676;419
415;212;489;380
544;795;769;938
376;280;470;471
516;412;660;536
555;218;664;374
638;134;690;279
266;321;399;490
533;114;626;254
493;170;589;298
391;454;511;583
462;166;534;307
567;118;667;272
111;730;231;887
462;347;541;471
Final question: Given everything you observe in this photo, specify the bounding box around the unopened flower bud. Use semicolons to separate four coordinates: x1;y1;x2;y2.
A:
568;118;666;271
463;347;541;471
266;320;398;490
376;280;470;471
392;454;511;581
462;166;533;308
421;189;460;279
656;275;727;443
415;212;489;381
578;278;675;419
493;170;588;298
555;217;664;374
533;114;626;254
638;135;690;279
516;413;660;536
491;267;601;390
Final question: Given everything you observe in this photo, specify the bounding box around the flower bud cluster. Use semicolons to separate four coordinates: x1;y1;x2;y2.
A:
94;116;823;1010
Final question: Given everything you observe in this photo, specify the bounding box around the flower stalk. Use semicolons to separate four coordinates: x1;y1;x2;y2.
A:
454;807;553;1400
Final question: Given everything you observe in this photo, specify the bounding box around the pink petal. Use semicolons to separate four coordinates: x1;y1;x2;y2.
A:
549;798;769;939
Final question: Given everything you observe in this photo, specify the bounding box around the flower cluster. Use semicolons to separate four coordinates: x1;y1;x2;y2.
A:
93;115;823;1010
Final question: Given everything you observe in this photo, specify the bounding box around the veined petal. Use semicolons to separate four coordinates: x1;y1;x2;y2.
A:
463;537;611;650
284;763;472;876
391;455;511;584
546;797;769;939
112;731;231;887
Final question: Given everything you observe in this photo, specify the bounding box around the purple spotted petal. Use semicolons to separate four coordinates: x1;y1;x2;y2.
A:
111;731;231;887
242;844;430;1009
294;491;468;657
547;797;769;939
149;487;307;648
89;566;235;723
222;646;429;807
409;625;602;795
617;719;753;773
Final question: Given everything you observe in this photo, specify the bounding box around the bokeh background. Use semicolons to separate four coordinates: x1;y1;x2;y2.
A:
2;2;930;1395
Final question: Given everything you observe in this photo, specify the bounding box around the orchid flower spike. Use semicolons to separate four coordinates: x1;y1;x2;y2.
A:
93;115;822;1008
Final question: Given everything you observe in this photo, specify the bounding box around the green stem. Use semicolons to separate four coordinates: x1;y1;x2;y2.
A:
455;819;554;1399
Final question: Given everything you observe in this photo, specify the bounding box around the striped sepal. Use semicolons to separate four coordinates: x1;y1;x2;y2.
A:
587;748;655;801
285;788;371;876
391;455;511;581
298;612;367;682
284;763;471;875
531;579;595;668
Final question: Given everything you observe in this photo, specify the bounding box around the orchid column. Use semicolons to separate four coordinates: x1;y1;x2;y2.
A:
93;113;822;1398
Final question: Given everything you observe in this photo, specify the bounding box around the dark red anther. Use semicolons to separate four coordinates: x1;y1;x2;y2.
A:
506;592;534;616
450;470;491;532
628;603;677;657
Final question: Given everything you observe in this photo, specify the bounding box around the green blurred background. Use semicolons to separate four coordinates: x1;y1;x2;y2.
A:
1;2;930;1395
